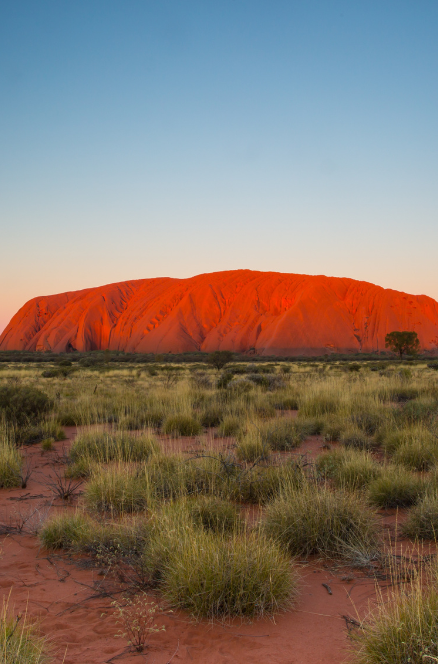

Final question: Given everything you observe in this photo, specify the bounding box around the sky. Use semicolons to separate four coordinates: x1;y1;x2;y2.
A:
1;0;438;333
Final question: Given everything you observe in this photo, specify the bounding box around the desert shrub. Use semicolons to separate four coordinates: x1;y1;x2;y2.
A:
236;433;270;463
388;386;420;403
368;466;425;508
273;395;299;410
190;371;212;389
258;419;303;451
0;600;51;664
217;415;241;437
393;439;438;471
340;427;374;451
69;430;158;464
200;405;223;428
298;393;341;417
0;386;52;425
84;464;150;514
380;425;436;458
65;457;99;479
264;483;379;559
350;408;388;436
252;401;277;420
161;415;202;437
217;371;234;389
234;461;305;504
322;415;345;442
295;416;325;436
0;435;22;488
82;518;151;558
143;454;188;499
41;438;54;452
247;373;285;391
399;398;438;424
17;421;65;445
39;512;93;550
317;448;381;490
186;496;241;533
354;573;438;664
402;491;438;540
160;527;297;618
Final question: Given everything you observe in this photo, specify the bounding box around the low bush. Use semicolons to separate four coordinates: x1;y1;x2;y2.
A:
393;439;438;471
236;433;270;463
39;512;92;550
354;572;438;664
69;430;158;464
0;438;22;488
0;599;51;664
17;421;65;446
264;483;379;559
161;415;202;437
368;466;425;508
402;491;438;540
340;427;374;451
84;464;150;514
322;416;345;442
0;386;52;425
317;448;381;490
186;496;241;533
258;419;303;451
217;415;241;437
159;525;297;618
200;405;223;428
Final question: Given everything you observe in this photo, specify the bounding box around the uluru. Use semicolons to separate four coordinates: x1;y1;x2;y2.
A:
1;270;438;355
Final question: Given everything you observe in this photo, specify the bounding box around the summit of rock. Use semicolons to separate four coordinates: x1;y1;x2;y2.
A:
1;270;438;355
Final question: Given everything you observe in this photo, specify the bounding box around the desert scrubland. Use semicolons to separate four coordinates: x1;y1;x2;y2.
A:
1;354;438;663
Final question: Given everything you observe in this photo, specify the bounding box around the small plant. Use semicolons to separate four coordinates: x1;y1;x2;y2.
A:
402;491;438;540
368;466;425;508
39;512;92;550
354;568;438;664
0;434;22;489
217;415;241;437
161;414;202;437
340;427;374;451
160;526;297;618
186;496;241;533
0;386;52;425
316;448;381;490
0;596;51;663
258;419;303;451
41;438;54;452
264;482;379;559
393;439;438;471
236;433;270;463
112;593;166;653
84;464;150;514
46;466;83;500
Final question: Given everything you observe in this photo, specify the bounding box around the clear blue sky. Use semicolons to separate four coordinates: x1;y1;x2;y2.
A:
1;1;438;332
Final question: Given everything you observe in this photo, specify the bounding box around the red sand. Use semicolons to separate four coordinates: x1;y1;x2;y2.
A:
2;269;438;355
0;432;401;664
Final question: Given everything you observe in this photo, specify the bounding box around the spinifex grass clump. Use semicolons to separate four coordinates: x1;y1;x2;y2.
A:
186;495;241;533
236;432;271;462
39;512;93;550
354;567;438;664
17;421;65;446
144;505;297;618
340;427;374;451
393;438;438;471
316;448;381;490
257;418;304;451
402;491;438;540
368;466;425;508
1;597;51;664
264;482;379;559
0;422;21;488
379;424;436;457
217;415;241;437
84;463;151;514
69;430;158;464
161;414;202;437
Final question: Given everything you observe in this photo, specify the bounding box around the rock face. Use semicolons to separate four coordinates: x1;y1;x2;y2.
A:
2;270;438;355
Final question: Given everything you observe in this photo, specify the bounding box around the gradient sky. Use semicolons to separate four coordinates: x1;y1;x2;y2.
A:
1;1;438;333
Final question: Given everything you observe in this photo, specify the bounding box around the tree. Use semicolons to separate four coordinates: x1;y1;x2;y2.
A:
207;350;234;371
385;331;420;359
